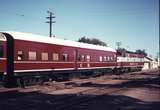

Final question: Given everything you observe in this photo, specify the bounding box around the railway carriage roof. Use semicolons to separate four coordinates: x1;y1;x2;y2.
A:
1;31;116;52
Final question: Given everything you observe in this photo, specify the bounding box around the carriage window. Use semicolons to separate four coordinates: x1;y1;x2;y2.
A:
110;56;113;61
62;54;68;61
41;52;48;61
104;56;107;61
81;55;85;61
107;56;110;61
99;56;103;62
86;55;91;62
53;53;59;61
127;54;130;57
17;51;23;60
0;45;3;57
29;51;37;60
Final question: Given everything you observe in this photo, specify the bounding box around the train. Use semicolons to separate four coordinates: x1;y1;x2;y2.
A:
0;31;144;87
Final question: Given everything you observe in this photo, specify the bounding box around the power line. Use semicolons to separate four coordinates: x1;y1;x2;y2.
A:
46;11;56;37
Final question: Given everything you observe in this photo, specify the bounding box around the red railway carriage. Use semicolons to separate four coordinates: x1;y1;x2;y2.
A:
0;31;145;87
0;31;117;86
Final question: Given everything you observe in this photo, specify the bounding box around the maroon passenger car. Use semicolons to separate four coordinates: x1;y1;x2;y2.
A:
0;31;117;86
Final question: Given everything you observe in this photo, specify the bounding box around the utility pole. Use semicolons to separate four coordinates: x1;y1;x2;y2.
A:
116;42;122;49
46;11;56;37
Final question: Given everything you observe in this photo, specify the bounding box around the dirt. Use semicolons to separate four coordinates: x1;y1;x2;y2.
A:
0;69;159;110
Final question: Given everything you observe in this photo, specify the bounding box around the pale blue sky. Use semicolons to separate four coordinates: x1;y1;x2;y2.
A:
0;0;159;58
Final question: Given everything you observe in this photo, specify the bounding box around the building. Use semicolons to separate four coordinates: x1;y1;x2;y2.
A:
142;56;159;70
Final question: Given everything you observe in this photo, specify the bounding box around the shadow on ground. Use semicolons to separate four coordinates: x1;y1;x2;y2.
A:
0;72;159;110
78;76;160;89
0;89;159;110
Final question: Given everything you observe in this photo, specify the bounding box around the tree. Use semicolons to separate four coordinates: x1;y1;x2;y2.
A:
116;48;126;53
116;48;127;56
78;36;107;46
135;49;147;56
117;48;148;57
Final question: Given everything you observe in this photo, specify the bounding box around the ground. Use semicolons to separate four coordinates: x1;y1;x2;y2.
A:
0;69;159;110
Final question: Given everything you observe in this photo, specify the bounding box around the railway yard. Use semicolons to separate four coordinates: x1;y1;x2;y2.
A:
0;69;160;110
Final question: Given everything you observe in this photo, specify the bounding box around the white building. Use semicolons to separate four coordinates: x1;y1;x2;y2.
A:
158;58;160;67
142;57;159;70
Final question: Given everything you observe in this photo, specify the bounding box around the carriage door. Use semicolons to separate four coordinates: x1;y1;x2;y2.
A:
86;55;90;68
74;49;78;70
0;33;7;75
